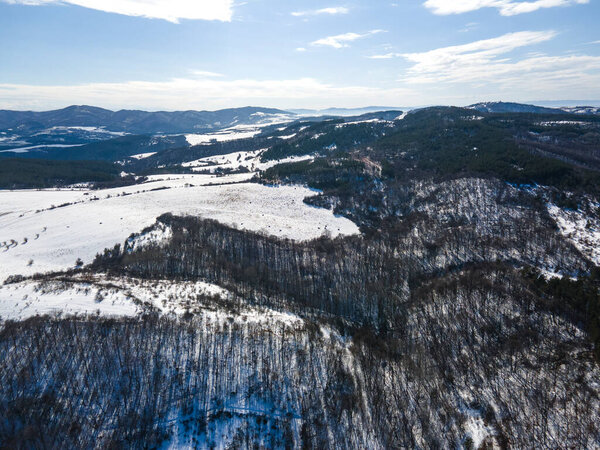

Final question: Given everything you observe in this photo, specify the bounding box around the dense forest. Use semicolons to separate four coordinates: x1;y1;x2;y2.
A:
0;158;121;189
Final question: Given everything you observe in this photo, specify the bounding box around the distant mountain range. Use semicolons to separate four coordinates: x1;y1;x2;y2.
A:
0;105;295;135
2;102;599;156
469;101;600;115
289;106;406;117
2;102;598;137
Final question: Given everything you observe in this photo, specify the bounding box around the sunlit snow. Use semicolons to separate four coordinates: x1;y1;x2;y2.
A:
0;173;359;282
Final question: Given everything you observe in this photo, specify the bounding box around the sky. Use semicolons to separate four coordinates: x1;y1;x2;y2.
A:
0;0;599;111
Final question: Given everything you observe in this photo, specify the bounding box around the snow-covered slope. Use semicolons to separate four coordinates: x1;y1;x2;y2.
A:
185;115;295;146
560;106;600;115
547;203;600;266
181;149;314;173
0;278;140;320
0;273;305;323
0;174;359;282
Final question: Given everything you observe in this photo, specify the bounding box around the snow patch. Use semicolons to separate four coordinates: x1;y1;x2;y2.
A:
130;152;157;160
186;129;261;146
127;222;173;252
0;144;84;153
547;203;600;265
463;409;494;449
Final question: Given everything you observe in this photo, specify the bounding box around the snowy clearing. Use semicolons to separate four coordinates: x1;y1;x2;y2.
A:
185;114;295;146
0;174;359;282
181;149;314;173
185;129;261;146
130;152;157;160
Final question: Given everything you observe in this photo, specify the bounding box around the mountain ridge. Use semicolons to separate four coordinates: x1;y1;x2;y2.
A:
0;105;295;134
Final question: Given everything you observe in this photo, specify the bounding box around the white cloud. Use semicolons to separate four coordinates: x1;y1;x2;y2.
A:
0;0;233;22
396;31;600;98
291;6;349;17
311;30;385;49
0;76;418;111
189;70;224;78
296;47;307;52
401;31;557;80
368;52;402;59
372;30;554;62
424;0;588;16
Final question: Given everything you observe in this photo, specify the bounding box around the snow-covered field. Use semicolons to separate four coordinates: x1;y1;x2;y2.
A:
185;128;262;146
181;149;313;173
185;113;295;146
0;173;359;282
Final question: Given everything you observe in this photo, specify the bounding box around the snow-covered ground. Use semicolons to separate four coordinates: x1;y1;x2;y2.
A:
185;114;295;146
181;149;313;173
537;121;592;127
0;273;304;324
185;128;262;146
0;173;359;282
0;144;84;153
130;152;157;160
547;203;600;265
459;404;496;448
0;278;140;320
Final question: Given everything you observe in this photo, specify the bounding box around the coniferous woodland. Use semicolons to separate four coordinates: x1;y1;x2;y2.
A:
2;107;600;448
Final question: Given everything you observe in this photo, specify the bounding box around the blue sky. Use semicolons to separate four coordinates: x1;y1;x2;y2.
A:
0;0;599;110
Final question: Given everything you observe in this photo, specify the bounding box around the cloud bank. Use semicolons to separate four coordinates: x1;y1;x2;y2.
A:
0;76;417;111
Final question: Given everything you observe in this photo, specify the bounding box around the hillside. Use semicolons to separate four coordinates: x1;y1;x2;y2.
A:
469;101;564;114
1;105;600;448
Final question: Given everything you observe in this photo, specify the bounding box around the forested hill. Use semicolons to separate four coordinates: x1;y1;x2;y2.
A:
0;105;295;134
